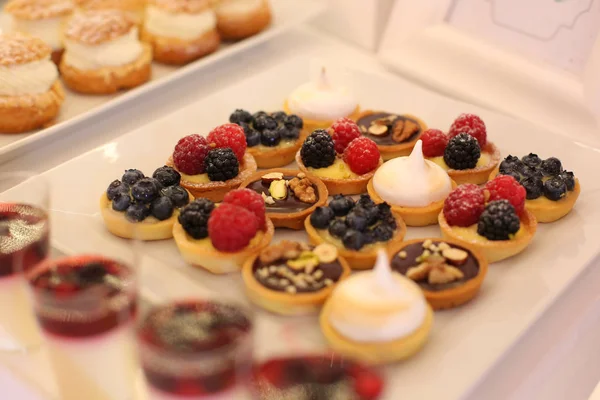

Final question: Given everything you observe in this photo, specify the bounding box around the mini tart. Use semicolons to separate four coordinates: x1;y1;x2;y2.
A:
242;242;352;315
438;209;537;263
367;178;457;227
239;169;328;230
356;110;427;160
304;211;407;270
172;217;274;274
389;238;488;310
283;100;361;132
167;152;257;202
141;27;220;66
295;151;382;196
428;142;501;185
247;137;304;169
215;0;272;40
489;168;581;223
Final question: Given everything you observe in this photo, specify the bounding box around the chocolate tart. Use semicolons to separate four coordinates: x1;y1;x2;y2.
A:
428;142;501;185
167;152;257;202
239;169;328;230
283;100;362;132
356;110;426;160
438;209;537;263
242;242;351;315
389;238;488;310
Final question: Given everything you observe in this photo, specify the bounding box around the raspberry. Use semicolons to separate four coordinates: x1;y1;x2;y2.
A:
223;188;266;229
421;129;448;157
449;113;487;147
207;123;247;163
329;117;362;154
343;137;380;175
208;203;258;252
173;134;209;175
485;175;526;215
443;184;485;227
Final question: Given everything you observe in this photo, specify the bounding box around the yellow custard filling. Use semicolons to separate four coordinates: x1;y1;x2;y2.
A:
429;153;492;171
317;229;388;252
250;140;297;152
178;172;212;184
184;230;265;251
450;222;527;243
308;158;358;180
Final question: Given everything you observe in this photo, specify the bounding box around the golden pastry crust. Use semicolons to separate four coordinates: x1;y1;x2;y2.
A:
141;28;220;65
74;0;145;12
388;238;488;310
51;48;64;65
442;142;501;185
0;81;64;133
367;178;458;227
215;0;271;40
147;0;212;13
320;300;434;365
167;152;257;202
0;33;52;66
356;110;427;160
5;0;73;20
284;100;361;133
239;168;328;230
64;10;136;45
60;43;152;94
304;212;407;270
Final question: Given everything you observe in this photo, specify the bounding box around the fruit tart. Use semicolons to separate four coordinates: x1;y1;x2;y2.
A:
242;241;351;315
491;153;580;223
390;238;488;310
172;189;274;274
252;355;384;400
367;140;456;226
229;109;306;168
240;169;328;230
100;166;192;240
438;178;537;263
320;250;433;365
420;114;501;185
296;129;382;196
167;124;257;202
304;194;406;270
355;110;427;160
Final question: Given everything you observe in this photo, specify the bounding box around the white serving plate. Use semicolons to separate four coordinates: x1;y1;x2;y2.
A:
0;0;325;163
30;56;600;400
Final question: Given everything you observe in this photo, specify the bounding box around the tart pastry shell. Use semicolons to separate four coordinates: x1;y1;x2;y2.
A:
445;142;501;185
239;168;328;230
215;0;271;40
141;28;220;65
247;129;308;169
283;100;362;133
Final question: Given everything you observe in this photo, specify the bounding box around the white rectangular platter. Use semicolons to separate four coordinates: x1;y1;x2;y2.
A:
39;56;600;400
0;0;325;162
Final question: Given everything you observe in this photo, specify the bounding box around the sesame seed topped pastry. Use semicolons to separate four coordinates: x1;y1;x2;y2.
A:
73;0;146;25
214;0;271;40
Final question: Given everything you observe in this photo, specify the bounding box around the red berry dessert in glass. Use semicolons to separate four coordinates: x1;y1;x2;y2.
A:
137;300;253;398
29;255;138;400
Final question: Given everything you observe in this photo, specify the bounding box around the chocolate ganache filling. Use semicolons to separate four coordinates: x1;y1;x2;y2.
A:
247;176;317;213
357;112;421;145
252;257;343;293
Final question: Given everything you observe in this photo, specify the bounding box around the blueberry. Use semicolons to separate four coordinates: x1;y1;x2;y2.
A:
254;116;277;132
310;207;334;229
345;210;368;232
252;111;269;123
106;180;128;200
152;166;181;187
125;203;150;222
122;169;144;185
328;219;347;238
229;109;252;124
559;171;575;191
357;194;376;209
372;224;395;242
541;157;562;176
355;206;379;226
150;196;174;221
521;153;542;168
521;176;543;199
112;192;131;211
342;230;365;250
363;231;375;245
131;178;160;203
543;177;567;201
284;114;303;129
260;129;281;147
521;165;543;180
280;127;300;141
161;185;190;207
499;156;523;174
245;129;261;147
271;111;287;123
502;169;522;183
329;195;355;216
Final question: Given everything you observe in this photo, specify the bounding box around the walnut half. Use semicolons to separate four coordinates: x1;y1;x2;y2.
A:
392;119;420;143
289;177;317;204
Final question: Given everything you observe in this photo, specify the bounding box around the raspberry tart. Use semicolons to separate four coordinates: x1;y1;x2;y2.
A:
240;169;328;230
355;110;427;160
229;109;306;168
304;194;406;270
100;166;192;240
421;114;501;185
390;238;488;310
491;153;580;223
320;250;433;365
296;128;383;195
172;189;274;274
168;124;258;202
242;241;351;315
438;178;537;263
367;140;457;226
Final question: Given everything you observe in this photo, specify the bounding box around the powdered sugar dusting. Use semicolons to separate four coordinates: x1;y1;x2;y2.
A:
5;0;74;20
64;10;136;45
0;33;51;66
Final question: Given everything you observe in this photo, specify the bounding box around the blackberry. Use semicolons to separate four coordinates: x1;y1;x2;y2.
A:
559;171;575;191
328;194;355;216
278;126;299;141
328;219;347;238
543;177;567;201
309;206;334;229
112;192;131;212
204;148;239;182
521;176;543;199
300;130;335;168
131;178;160;203
106;180;128;200
378;203;396;229
443;133;481;170
502;169;522;183
260;129;281;147
252;111;269;123
345;210;368;232
357;194;376;209
271;111;287;123
372;224;394;242
254;116;277;132
161;185;189;207
499;155;523;174
178;199;215;239
521;153;542;168
229;109;252;125
541;157;562;176
122;169;144;185
152;166;181;187
125;203;150;222
477;200;520;241
245;129;261;147
342;230;365;250
150;196;174;221
284;114;303;130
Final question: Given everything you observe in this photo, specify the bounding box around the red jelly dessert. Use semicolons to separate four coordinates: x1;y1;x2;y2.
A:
252;355;384;400
137;300;253;397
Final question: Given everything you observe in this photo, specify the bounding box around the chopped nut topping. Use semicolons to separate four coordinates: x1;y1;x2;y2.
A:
264;196;275;205
392;119;420;143
287;251;319;271
442;248;469;266
398;251;407;259
279;279;290;286
261;172;284;184
313;270;324;279
368;124;388;135
359;125;367;133
406;255;464;285
268;266;277;273
258;268;269;278
259;241;303;264
297;172;306;179
423;239;433;249
438;242;451;251
269;179;288;200
324;279;334;287
289;177;317;204
285;286;297;294
313;243;338;264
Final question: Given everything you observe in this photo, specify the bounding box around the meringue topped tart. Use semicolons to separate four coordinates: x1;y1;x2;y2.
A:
320;250;433;364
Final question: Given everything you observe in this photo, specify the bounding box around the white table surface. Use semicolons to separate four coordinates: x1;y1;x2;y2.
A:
2;26;600;400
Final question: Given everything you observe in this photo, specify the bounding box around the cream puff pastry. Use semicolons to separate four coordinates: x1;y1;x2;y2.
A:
60;10;152;94
215;0;272;40
142;0;220;65
73;0;146;25
0;33;64;133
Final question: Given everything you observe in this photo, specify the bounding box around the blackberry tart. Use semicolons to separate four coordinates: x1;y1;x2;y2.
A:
490;153;580;223
100;166;193;240
304;194;407;270
242;241;351;315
